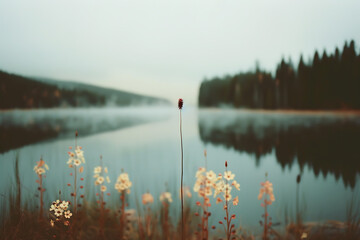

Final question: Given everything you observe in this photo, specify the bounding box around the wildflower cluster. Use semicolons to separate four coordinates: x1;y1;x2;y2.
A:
193;167;216;239
258;180;275;204
49;200;72;227
213;161;241;239
67;146;85;167
258;177;275;240
139;193;155;239
94;166;111;192
159;192;173;203
159;191;173;239
115;171;132;239
93;158;111;235
115;173;132;194
142;193;154;205
66;142;86;213
33;158;49;175
215;170;240;204
194;168;214;202
34;157;49;217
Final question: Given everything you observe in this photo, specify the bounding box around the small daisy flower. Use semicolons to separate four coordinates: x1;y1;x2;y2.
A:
74;159;81;166
100;185;107;192
206;170;216;180
224;171;235;181
97;176;105;184
64;210;72;219
55;208;63;217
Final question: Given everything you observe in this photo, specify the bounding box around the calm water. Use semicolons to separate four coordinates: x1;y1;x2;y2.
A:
0;107;360;227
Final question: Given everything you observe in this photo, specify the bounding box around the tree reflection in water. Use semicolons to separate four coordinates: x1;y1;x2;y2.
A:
198;110;360;188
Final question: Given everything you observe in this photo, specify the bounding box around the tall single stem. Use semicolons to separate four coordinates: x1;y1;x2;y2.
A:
204;151;208;240
179;110;184;240
99;156;104;234
225;164;230;240
264;198;268;240
120;191;126;238
100;191;104;235
39;174;43;218
74;165;77;213
74;131;78;213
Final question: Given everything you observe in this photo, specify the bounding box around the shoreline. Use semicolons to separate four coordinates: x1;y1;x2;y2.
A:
199;107;360;116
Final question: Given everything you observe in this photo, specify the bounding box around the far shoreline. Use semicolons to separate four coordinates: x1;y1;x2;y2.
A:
198;107;360;116
1;106;360;117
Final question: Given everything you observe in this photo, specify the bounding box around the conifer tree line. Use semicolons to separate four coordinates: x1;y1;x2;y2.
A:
199;40;360;109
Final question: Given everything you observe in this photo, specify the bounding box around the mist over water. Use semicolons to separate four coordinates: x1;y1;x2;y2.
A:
0;107;359;226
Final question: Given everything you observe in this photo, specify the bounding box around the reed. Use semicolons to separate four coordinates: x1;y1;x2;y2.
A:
178;98;184;240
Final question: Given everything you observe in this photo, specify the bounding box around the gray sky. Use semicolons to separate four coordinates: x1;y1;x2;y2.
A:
1;0;359;105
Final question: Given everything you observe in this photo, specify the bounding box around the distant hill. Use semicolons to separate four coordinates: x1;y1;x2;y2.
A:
0;70;171;109
33;77;170;106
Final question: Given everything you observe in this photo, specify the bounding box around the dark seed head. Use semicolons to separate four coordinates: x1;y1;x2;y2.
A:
178;98;183;109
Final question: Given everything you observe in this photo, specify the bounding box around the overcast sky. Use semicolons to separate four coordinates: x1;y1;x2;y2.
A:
1;0;359;105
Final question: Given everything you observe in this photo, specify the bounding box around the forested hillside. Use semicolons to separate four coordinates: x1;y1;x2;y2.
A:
199;40;360;109
0;71;170;109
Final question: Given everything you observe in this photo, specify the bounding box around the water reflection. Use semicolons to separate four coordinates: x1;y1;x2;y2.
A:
198;110;360;188
0;108;170;153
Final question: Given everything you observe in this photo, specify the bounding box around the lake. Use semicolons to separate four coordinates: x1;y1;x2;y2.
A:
0;107;359;228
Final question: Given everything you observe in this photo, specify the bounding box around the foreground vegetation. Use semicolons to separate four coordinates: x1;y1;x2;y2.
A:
1;143;359;240
1;106;360;239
